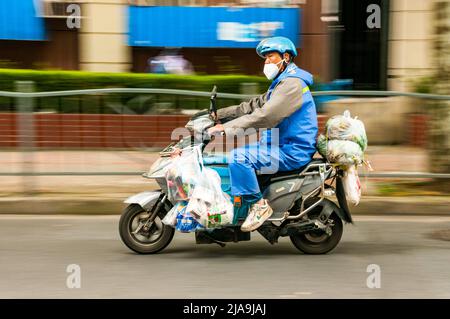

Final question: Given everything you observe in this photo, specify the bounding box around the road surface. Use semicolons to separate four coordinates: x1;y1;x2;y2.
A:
0;215;449;298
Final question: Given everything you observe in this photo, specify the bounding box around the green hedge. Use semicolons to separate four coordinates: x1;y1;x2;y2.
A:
0;69;275;114
0;69;272;93
0;68;323;114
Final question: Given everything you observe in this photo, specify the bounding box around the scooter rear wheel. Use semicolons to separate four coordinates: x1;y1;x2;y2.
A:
119;204;175;254
290;212;343;255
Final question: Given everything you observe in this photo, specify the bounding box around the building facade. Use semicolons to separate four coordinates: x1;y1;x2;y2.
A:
0;0;441;91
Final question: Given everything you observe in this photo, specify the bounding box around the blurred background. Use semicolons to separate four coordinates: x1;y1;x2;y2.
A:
0;0;449;213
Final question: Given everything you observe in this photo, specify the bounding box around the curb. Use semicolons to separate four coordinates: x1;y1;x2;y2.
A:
0;196;449;216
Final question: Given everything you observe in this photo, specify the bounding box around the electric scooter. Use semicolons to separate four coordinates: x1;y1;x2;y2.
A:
119;86;353;255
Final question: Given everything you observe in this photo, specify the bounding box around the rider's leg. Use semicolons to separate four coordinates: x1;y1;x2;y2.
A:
228;143;280;231
228;143;276;196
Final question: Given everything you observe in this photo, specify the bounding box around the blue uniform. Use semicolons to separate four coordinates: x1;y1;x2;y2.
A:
227;64;318;196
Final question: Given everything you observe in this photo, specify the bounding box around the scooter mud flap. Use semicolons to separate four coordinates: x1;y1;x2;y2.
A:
335;177;353;223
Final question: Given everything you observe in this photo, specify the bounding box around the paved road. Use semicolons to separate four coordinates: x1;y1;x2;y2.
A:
0;215;449;298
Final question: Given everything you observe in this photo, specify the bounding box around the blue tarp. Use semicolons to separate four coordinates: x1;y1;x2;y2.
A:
0;0;46;41
128;6;300;48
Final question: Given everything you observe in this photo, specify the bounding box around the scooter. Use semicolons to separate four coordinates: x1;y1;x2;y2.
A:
119;86;353;255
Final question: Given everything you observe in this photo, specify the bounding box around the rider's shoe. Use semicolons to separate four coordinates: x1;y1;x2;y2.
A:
240;199;273;232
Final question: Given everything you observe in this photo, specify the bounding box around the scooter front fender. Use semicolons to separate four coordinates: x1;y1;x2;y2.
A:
124;191;162;211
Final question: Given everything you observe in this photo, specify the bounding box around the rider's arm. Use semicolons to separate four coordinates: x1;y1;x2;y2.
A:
222;78;303;134
216;93;268;122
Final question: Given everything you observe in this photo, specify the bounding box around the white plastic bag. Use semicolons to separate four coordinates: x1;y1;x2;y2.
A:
196;191;234;228
186;166;234;229
162;202;181;226
342;165;361;206
326;139;364;166
165;146;202;202
318;110;367;166
326;110;367;151
165;144;234;229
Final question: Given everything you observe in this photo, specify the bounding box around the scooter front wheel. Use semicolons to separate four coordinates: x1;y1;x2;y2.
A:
119;204;174;254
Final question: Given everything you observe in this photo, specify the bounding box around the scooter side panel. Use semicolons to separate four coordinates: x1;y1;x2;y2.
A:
263;177;305;213
299;174;323;195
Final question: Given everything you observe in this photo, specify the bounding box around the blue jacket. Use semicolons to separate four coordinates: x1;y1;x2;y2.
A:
261;64;318;168
218;63;318;169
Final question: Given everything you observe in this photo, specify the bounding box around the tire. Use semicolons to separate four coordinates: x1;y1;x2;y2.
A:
290;212;343;255
119;204;175;254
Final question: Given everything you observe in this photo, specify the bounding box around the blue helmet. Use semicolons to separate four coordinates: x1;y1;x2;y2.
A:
256;36;297;59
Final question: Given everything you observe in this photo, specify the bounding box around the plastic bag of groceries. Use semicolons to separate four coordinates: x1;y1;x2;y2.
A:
317;134;364;166
193;194;234;229
322;138;364;166
317;134;328;158
326;110;367;151
174;201;204;232
317;110;368;166
342;165;361;205
165;146;202;202
186;166;234;229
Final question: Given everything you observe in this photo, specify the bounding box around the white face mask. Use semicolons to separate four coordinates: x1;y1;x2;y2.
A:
263;59;285;80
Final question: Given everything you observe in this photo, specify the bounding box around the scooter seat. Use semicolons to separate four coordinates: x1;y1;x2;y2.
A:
256;157;327;178
256;157;327;189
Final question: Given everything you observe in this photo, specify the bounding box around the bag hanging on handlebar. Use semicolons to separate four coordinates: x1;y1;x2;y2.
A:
165;145;203;202
187;167;234;229
181;147;234;229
